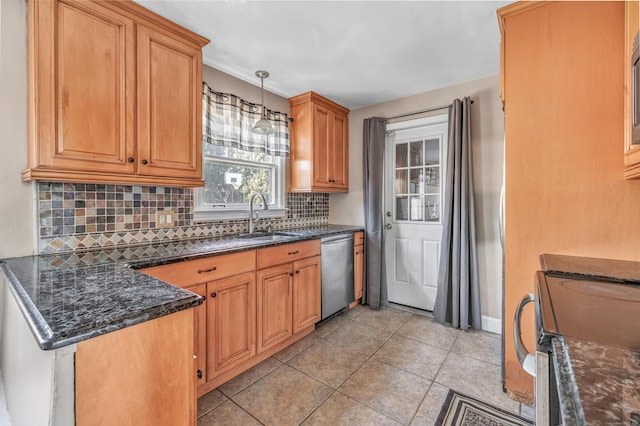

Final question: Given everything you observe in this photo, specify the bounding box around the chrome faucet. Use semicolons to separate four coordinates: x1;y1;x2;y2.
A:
248;192;269;234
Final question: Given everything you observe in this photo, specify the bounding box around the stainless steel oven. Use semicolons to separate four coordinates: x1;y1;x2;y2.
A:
514;254;640;426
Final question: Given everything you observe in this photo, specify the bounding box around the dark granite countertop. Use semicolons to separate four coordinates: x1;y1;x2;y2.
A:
552;336;640;425
0;224;363;350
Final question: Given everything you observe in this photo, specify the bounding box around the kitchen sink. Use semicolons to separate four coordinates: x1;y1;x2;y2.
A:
234;232;297;242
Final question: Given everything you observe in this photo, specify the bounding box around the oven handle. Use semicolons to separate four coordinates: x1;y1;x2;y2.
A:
514;293;536;377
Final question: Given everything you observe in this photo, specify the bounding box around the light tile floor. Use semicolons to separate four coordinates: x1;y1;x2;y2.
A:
198;305;534;426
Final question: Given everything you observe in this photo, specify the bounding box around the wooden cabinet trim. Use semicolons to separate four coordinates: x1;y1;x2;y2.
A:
288;91;349;115
142;250;256;288
257;240;321;269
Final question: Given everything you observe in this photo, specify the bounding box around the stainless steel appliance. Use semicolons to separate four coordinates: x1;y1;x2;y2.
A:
514;254;640;425
320;233;354;320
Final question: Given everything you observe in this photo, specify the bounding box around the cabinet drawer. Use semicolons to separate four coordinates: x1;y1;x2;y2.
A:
354;231;364;245
142;250;256;288
257;240;321;269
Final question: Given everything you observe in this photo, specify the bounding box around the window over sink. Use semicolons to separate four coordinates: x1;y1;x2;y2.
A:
193;83;289;221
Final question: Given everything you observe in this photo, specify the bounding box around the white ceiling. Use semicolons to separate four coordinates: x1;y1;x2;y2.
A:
135;1;512;110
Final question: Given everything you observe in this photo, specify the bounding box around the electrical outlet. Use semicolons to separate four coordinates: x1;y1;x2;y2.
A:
156;210;175;228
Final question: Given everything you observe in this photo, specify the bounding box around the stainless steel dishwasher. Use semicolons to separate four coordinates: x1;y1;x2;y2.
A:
320;233;354;320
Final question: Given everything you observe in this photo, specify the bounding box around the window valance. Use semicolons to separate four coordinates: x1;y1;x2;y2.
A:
202;82;290;157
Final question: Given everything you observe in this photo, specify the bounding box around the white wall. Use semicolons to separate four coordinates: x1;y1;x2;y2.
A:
0;0;35;260
330;76;505;321
0;2;51;425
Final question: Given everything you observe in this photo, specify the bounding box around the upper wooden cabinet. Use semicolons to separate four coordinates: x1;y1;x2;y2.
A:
625;0;640;178
288;92;349;192
24;0;209;187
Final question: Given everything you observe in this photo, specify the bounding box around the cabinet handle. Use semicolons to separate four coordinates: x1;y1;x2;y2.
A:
196;369;202;379
198;266;217;274
288;250;299;255
141;159;148;165
127;157;134;163
210;292;217;298
289;272;294;277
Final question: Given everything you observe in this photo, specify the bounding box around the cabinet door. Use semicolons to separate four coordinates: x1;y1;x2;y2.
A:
292;256;321;334
31;0;135;174
330;112;349;190
188;283;207;387
312;104;332;187
354;245;364;300
137;24;202;180
207;272;256;378
257;264;293;353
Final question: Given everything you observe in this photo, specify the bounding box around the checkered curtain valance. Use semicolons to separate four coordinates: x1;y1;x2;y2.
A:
202;82;290;157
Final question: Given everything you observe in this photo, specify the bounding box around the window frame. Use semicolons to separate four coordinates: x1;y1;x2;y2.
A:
193;151;287;222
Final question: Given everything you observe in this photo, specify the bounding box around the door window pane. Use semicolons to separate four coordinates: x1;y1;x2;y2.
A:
424;167;439;194
425;139;439;165
410;141;423;166
395;170;408;194
395;196;408;221
396;144;408;168
425;194;440;222
409;196;424;221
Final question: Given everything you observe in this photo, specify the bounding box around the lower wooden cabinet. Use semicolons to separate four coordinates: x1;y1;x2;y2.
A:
207;272;256;378
257;264;293;353
141;241;322;396
292;256;321;333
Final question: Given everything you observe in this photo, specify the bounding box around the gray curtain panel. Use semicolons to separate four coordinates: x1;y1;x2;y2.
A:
362;118;388;310
433;97;482;330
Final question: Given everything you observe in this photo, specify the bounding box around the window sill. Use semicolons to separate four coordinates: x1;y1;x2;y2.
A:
192;208;287;222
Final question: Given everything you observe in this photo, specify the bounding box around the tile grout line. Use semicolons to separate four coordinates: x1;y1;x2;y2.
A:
294;308;408;425
406;321;461;425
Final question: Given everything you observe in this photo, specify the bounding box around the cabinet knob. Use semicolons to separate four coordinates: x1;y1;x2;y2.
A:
196;369;202;379
210;292;217;298
127;157;134;163
141;159;148;165
295;270;300;274
289;272;294;277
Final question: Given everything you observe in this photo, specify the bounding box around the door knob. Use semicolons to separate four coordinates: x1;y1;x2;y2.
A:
385;223;392;230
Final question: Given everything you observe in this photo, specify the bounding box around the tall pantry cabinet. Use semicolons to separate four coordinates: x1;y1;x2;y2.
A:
499;1;640;402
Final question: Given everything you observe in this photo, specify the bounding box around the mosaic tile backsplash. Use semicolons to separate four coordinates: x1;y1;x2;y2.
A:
37;182;329;253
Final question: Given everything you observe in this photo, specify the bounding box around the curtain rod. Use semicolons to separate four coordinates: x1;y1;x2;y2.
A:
381;100;474;123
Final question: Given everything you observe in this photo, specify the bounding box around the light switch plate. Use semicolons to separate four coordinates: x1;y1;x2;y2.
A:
156;210;175;228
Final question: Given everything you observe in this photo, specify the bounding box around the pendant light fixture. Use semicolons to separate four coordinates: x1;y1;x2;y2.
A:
252;70;276;135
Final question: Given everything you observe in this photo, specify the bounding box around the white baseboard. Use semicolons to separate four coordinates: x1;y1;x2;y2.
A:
482;315;502;335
